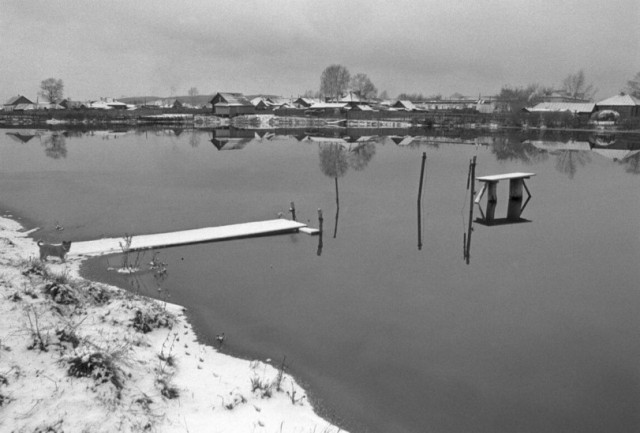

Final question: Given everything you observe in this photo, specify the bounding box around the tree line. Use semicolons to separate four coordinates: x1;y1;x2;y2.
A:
25;69;640;105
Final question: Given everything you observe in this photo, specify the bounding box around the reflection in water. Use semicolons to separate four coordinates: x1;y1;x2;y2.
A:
622;152;640;174
5;126;640;178
554;151;591;179
189;132;200;147
491;136;548;164
318;144;348;238
6;131;38;143
42;133;67;159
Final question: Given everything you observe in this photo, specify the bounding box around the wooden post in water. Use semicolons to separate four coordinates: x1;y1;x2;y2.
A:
317;208;323;256
289;201;296;221
417;152;427;250
465;156;476;264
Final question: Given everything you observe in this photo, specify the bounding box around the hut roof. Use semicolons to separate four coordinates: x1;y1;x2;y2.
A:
526;102;596;114
393;100;416;110
596;93;640;106
340;92;362;102
211;92;253;106
4;95;34;106
308;103;348;109
350;104;375;111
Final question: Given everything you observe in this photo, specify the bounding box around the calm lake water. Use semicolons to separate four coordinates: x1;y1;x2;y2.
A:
2;127;640;433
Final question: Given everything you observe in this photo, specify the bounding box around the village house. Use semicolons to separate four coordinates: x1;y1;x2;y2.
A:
393;100;417;111
147;98;184;109
524;102;596;118
594;93;640;120
305;102;348;115
3;95;34;111
293;97;320;108
210;93;255;117
419;97;479;111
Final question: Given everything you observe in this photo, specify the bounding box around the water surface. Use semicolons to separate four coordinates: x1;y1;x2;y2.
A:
2;127;640;433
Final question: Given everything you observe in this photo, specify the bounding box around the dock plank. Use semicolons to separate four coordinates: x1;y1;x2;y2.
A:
69;219;307;257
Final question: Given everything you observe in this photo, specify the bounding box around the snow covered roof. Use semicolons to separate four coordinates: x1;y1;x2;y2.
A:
596;93;640;106
350;104;375;111
394;100;416;110
526;102;596;113
4;95;33;106
339;92;362;102
308;103;347;109
211;93;253;106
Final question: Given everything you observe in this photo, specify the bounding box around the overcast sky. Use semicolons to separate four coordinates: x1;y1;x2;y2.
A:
1;0;638;101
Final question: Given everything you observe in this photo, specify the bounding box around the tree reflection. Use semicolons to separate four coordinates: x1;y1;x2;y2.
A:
189;132;200;148
622;152;640;175
347;142;376;171
319;144;350;238
490;137;547;164
42;133;67;159
554;151;591;179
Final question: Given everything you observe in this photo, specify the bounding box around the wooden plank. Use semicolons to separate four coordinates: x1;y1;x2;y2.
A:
69;219;307;257
299;227;320;235
476;172;536;182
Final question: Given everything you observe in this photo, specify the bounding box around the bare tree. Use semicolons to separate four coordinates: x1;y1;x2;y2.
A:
302;89;320;98
188;87;199;106
626;71;640;98
379;90;389;100
349;73;377;99
562;70;596;100
39;78;64;103
320;64;350;101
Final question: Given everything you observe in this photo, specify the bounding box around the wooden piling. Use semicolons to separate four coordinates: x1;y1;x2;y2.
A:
289;201;296;221
317;208;323;256
465;156;476;264
417;152;426;250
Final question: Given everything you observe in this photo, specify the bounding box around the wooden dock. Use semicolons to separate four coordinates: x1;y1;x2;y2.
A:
69;219;308;257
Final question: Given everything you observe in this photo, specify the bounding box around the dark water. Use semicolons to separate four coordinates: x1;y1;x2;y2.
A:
2;127;640;433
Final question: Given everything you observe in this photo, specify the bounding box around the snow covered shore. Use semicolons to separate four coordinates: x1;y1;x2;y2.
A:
0;216;345;433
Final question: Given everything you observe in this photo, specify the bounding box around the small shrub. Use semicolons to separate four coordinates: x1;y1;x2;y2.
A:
8;292;22;302
218;392;247;410
46;269;71;285
43;282;78;305
86;284;111;305
157;378;179;399
158;352;175;368
250;376;273;398
135;394;154;411
20;257;46;277
25;307;49;352
67;352;123;398
131;308;174;334
56;328;80;349
33;420;64;433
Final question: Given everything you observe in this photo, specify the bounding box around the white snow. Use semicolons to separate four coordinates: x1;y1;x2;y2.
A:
0;216;345;433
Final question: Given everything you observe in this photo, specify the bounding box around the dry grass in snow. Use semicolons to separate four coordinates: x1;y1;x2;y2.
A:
0;216;344;433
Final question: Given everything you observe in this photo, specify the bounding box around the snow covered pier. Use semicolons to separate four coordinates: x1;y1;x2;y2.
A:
68;219;308;257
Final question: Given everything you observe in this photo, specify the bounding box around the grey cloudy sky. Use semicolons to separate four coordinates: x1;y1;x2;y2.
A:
1;0;638;101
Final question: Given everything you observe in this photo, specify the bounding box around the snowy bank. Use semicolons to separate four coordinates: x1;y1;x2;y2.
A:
0;216;345;433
